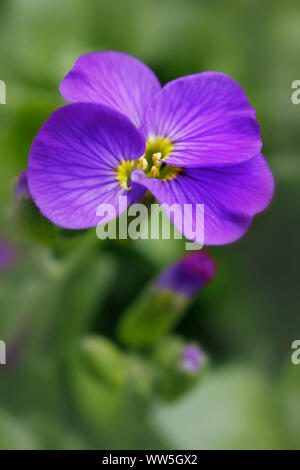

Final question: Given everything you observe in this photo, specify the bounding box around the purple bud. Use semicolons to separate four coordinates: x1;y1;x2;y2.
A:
156;251;216;298
0;239;16;271
15;170;30;199
182;344;204;373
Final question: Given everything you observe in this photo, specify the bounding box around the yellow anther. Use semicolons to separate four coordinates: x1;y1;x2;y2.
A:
152;152;162;164
150;165;160;178
137;156;148;171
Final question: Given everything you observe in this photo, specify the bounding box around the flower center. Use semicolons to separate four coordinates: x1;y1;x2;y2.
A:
116;160;134;190
116;136;181;190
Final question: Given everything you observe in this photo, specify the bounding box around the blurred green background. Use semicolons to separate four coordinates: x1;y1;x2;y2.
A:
0;0;299;450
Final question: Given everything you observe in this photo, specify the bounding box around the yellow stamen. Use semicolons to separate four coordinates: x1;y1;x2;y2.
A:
137;156;148;171
144;137;173;162
152;152;162;166
115;136;180;189
150;165;160;178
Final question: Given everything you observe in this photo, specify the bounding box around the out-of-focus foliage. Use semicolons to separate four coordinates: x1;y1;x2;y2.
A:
0;0;299;449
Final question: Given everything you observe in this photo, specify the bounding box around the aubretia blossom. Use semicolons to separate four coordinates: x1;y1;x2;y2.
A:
28;51;274;245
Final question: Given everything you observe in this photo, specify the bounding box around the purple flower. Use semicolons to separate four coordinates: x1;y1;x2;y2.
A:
156;250;216;297
27;51;274;245
182;344;204;373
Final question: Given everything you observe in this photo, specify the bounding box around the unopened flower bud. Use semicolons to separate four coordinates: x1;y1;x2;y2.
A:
156;251;216;298
117;251;216;347
15;170;30;199
0;239;16;271
152;337;207;401
182;344;204;373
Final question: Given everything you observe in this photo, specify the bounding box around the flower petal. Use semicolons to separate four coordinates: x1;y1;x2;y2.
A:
142;72;261;167
59;51;161;127
28;103;146;229
130;154;274;245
